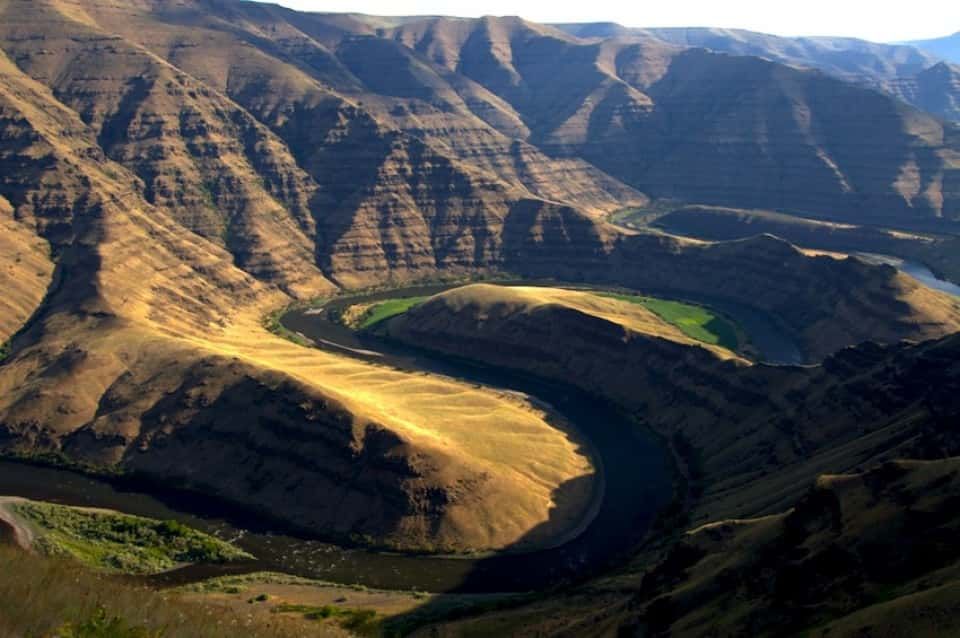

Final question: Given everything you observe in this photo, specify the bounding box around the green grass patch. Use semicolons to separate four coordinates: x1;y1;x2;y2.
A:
14;500;252;574
0;340;10;363
355;296;429;329
597;292;740;350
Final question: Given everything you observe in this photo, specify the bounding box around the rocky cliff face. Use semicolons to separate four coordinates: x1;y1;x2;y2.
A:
886;62;960;125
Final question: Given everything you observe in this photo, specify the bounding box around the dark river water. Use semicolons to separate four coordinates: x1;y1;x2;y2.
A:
0;281;808;592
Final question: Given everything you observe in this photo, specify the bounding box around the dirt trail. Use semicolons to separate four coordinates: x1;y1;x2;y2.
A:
0;497;34;550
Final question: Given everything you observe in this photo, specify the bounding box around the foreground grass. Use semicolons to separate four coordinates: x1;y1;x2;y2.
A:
13;499;251;574
0;546;325;638
180;571;531;638
597;292;740;350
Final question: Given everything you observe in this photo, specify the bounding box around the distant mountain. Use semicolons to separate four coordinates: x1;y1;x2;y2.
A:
392;17;960;223
909;31;960;64
558;25;937;80
555;23;960;122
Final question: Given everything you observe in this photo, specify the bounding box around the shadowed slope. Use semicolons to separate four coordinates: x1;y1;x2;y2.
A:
558;23;960;123
633;457;960;637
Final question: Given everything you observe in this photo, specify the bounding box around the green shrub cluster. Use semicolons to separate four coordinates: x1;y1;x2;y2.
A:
14;500;251;574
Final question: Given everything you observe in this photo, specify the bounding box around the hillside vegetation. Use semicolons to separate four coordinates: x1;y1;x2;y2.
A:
8;498;251;574
596;292;740;350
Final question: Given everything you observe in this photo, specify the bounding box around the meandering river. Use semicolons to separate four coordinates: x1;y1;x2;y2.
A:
0;280;812;593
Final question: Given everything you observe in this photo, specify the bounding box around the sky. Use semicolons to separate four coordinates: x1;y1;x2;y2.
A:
271;0;959;43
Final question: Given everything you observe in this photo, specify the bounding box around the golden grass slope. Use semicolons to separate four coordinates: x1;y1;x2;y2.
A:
0;39;595;552
0;195;53;343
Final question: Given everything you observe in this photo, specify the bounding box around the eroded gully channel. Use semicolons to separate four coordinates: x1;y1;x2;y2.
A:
0;281;805;593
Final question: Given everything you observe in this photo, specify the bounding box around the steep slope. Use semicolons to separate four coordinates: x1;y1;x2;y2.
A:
586;48;960;224
0;0;336;298
0;32;595;553
14;0;642;289
1;0;959;557
653;204;960;285
385;284;745;408
886;62;960;124
500;223;960;360
412;458;960;637
400;318;960;636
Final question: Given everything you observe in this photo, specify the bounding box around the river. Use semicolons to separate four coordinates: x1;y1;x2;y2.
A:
855;253;960;297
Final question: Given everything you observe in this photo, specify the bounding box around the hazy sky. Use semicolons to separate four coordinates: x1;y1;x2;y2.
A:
272;0;959;42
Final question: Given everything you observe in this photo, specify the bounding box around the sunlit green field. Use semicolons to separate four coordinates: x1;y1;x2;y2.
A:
358;296;429;329
597;293;740;350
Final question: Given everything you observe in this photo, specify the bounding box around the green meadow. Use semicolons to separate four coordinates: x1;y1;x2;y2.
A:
597;292;740;350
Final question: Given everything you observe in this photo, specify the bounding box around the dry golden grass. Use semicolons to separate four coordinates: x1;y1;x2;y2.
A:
0;196;53;343
188;307;597;551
